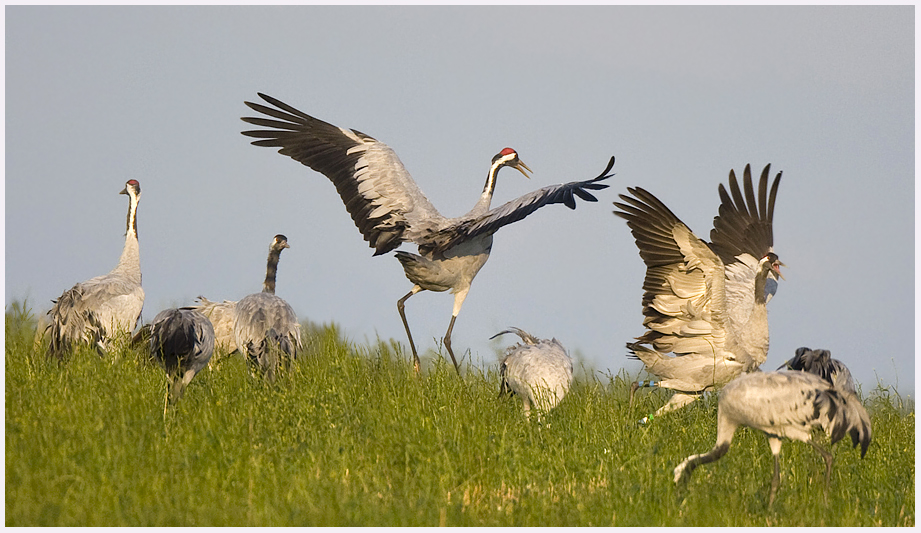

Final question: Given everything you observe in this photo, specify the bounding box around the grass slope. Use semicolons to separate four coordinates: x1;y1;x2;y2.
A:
5;301;914;526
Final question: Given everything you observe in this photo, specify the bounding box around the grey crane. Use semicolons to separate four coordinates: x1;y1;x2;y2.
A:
46;179;145;358
493;327;573;418
673;370;872;506
138;308;215;405
241;93;615;373
778;346;857;396
233;234;302;382
184;295;238;355
613;165;784;417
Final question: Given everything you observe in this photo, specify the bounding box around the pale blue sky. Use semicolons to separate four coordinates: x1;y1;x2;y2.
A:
5;6;914;396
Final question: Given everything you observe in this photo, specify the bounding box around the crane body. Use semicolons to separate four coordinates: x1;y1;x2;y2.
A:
46;180;145;358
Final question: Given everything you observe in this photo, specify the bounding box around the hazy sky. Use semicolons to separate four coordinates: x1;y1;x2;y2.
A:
6;6;914;396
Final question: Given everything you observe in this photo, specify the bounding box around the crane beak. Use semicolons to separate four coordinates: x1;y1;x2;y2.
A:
119;186;128;195
773;260;786;281
514;160;532;179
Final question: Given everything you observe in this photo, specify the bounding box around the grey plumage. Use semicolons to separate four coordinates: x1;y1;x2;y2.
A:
184;295;237;354
778;347;857;396
141;308;215;404
614;165;784;416
493;327;573;418
242;93;614;373
673;371;872;505
46;180;145;358
233;234;301;382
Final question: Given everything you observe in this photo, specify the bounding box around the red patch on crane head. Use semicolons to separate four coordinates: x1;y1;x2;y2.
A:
499;147;517;157
127;179;140;186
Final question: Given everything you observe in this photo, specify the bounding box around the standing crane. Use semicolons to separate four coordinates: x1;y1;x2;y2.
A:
673;370;872;506
233;234;302;382
241;93;614;373
46;179;145;358
136;308;215;406
613;164;784;417
493;327;573;419
778;347;857;396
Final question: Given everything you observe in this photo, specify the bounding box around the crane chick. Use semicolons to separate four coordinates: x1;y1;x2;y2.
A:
673;370;871;506
493;327;573;418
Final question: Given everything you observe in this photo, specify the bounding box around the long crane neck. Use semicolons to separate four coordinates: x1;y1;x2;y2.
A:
471;159;505;216
113;191;141;282
262;247;283;294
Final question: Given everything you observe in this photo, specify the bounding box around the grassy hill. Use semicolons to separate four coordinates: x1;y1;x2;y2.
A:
5;301;914;526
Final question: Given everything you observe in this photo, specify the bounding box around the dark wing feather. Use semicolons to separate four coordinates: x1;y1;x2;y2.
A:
709;164;782;264
242;93;444;256
429;156;614;253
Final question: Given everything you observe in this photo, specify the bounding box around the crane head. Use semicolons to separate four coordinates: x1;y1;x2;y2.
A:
493;147;531;179
272;234;290;251
120;179;141;196
763;252;785;281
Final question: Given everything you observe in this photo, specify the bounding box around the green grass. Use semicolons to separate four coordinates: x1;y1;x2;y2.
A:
5;300;914;526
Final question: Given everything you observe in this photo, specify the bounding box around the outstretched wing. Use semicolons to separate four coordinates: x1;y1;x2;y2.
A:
708;164;783;337
429;157;614;253
241;93;446;256
709;164;782;264
614;186;731;368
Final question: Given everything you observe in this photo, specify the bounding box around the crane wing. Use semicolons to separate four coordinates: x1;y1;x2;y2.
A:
708;164;782;342
709;164;782;263
428;156;614;253
241;93;446;256
614;186;731;365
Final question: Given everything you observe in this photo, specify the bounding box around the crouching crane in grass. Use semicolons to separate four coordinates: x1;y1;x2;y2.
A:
233;234;301;382
46;180;145;359
673;370;871;506
614;164;784;419
778;346;857;396
493;327;573;419
135;308;215;407
241;93;615;374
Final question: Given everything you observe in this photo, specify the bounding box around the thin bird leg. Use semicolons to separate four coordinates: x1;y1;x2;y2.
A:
397;286;423;373
769;454;780;507
629;380;658;409
767;437;783;507
443;315;460;374
442;288;472;375
809;440;834;504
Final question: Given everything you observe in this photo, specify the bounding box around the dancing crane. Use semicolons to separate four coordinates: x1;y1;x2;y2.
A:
241;93;614;373
614;164;783;417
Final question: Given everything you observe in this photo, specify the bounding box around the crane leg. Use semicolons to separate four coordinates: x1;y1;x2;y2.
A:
397;287;423;373
809;440;834;504
443;315;460;374
768;437;783;507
